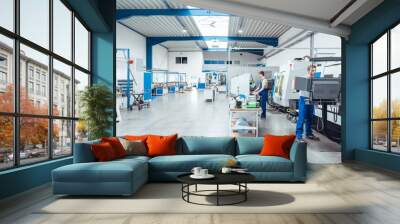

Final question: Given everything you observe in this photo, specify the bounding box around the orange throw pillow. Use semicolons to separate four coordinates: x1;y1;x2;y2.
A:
101;137;127;158
124;135;149;142
91;142;117;162
146;134;178;157
260;134;296;159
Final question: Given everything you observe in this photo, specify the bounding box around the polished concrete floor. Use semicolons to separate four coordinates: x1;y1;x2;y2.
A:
117;89;341;164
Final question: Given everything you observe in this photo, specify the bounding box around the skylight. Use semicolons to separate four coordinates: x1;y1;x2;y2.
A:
192;16;229;48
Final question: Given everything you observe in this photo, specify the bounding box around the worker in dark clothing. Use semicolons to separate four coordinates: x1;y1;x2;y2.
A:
253;71;268;119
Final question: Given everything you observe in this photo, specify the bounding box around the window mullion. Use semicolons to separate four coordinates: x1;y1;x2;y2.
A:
49;0;54;160
13;0;21;167
71;10;76;154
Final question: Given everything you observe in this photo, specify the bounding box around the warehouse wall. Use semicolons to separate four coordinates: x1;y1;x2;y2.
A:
116;23;168;92
153;45;168;70
203;51;264;83
168;51;204;84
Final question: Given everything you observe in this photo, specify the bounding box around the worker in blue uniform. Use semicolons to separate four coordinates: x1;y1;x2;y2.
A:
254;71;268;119
296;65;319;140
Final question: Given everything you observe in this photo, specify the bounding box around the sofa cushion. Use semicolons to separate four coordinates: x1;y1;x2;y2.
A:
149;154;235;172
101;137;127;158
179;136;236;155
119;138;147;156
260;134;296;159
91;142;118;162
53;158;147;183
147;134;178;157
236;155;293;172
236;137;264;155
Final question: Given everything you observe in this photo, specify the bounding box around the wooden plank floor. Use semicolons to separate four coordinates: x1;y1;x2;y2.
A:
1;162;400;224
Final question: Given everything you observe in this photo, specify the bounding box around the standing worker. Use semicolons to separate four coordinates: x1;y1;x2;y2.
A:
254;71;269;119
296;65;319;140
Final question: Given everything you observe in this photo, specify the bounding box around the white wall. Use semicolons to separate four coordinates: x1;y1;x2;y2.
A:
116;23;169;92
116;23;146;92
203;51;264;82
153;45;168;70
168;51;203;84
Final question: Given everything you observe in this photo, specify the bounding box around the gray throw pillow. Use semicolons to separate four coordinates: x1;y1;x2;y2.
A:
119;138;147;156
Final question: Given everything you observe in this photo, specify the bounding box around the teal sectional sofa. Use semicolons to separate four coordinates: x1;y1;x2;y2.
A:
52;136;307;196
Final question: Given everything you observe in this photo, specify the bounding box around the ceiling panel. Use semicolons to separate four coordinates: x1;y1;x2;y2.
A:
229;17;290;37
121;16;189;37
163;41;201;50
117;0;168;9
230;41;269;48
210;0;352;21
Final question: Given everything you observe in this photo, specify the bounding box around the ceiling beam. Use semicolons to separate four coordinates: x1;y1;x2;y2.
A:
148;36;278;47
171;0;351;37
330;0;368;27
203;48;264;56
117;9;228;20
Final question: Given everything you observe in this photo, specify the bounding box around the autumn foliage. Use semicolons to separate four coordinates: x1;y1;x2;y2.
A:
0;85;59;151
372;99;400;142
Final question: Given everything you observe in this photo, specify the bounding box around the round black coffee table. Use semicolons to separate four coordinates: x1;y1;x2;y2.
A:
177;173;255;206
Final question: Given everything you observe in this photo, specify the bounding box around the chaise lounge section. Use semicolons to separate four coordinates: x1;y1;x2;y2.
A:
52;136;307;196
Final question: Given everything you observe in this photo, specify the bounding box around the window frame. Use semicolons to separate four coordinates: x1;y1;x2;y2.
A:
370;20;400;154
0;0;92;171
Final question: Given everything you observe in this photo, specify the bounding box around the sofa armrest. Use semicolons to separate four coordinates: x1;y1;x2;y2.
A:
289;140;307;181
73;140;100;163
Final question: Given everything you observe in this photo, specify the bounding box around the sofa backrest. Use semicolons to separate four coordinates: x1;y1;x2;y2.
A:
74;140;100;163
236;137;264;155
177;136;236;155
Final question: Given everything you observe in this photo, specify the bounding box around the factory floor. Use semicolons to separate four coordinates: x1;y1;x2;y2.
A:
117;89;341;164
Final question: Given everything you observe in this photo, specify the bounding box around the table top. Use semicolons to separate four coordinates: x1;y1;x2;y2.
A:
229;107;261;112
177;172;255;185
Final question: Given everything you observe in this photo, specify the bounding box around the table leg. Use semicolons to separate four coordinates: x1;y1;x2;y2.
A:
245;183;248;201
195;184;198;192
217;184;220;206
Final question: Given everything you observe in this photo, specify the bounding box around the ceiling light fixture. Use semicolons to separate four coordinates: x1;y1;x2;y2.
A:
182;29;188;33
238;29;243;34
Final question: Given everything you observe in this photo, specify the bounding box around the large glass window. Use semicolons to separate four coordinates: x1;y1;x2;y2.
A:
0;1;91;170
20;0;49;49
74;18;89;70
0;116;13;169
74;69;89;118
53;0;72;60
53;60;72;117
20;44;49;115
370;23;400;153
53;119;72;158
0;34;14;113
19;117;49;165
0;0;14;31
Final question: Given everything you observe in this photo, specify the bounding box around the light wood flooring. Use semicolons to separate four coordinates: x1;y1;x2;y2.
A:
1;162;400;224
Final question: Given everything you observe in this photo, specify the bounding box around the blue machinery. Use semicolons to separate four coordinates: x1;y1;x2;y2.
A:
116;48;136;109
150;71;187;95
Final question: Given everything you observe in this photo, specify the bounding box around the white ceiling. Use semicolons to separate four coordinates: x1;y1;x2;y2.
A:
227;0;352;22
117;0;383;52
172;0;383;37
117;0;292;52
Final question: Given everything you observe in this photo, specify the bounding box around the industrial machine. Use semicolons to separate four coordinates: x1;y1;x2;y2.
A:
272;61;309;107
294;77;341;103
